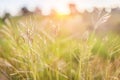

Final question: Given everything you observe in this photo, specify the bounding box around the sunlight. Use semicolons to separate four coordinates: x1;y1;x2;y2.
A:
40;0;120;15
53;0;70;15
0;0;119;17
55;8;70;15
0;0;120;80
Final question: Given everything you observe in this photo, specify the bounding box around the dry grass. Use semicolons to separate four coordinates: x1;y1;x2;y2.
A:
0;11;120;80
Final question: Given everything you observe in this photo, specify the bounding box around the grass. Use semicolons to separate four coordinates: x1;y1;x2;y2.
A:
0;13;120;80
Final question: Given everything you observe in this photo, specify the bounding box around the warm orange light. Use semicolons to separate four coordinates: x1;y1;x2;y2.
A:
52;6;70;19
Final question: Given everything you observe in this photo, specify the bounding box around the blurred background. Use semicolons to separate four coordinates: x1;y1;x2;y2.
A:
0;0;120;36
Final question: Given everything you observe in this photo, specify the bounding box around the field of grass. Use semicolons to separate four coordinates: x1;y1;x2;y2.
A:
0;13;120;80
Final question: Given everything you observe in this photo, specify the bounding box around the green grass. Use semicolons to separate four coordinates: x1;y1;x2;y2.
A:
0;15;120;80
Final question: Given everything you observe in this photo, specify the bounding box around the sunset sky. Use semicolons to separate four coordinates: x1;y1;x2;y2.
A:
0;0;119;17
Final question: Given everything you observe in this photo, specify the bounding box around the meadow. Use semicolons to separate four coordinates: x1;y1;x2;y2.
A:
0;10;120;80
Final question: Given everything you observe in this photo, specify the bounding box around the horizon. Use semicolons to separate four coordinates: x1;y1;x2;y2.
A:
0;0;119;17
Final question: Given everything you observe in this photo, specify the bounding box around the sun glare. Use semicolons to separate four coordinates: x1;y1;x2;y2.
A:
55;8;70;15
0;0;119;16
40;0;119;15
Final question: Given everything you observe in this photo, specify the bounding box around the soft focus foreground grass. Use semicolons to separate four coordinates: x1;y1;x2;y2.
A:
0;15;120;80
